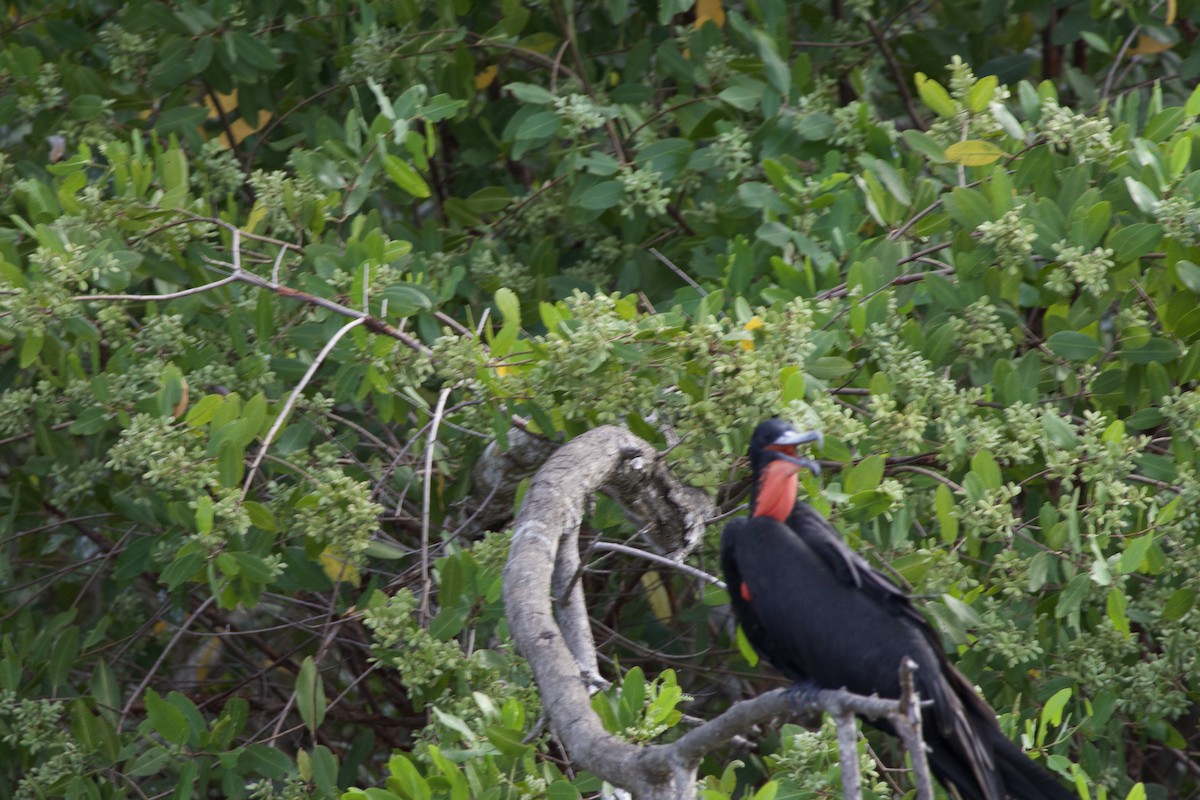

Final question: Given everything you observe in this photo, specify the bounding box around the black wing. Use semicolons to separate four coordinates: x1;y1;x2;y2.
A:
725;515;1006;800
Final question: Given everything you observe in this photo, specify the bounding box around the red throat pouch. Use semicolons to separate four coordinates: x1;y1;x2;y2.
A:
753;458;800;521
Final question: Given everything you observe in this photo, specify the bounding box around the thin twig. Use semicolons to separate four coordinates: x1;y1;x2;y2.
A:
1100;25;1143;102
75;273;240;302
648;247;707;296
241;315;367;500
119;595;217;727
419;386;453;624
590;541;725;588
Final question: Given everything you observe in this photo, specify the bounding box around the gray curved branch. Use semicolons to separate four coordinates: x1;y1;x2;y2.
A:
502;426;934;799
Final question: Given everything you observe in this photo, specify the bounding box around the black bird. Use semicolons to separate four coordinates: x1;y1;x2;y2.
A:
720;419;1072;800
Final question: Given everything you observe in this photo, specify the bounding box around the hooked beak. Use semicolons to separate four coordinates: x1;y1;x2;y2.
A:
771;429;824;450
770;428;823;475
774;451;821;475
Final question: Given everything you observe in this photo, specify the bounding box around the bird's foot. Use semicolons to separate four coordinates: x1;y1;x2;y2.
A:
785;679;823;713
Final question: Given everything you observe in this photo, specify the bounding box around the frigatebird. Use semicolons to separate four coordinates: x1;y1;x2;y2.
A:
720;419;1072;800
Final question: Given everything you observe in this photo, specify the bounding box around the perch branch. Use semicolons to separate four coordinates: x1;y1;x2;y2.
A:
503;426;936;799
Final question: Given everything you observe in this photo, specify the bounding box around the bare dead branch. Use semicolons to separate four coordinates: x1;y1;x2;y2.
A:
503;426;936;799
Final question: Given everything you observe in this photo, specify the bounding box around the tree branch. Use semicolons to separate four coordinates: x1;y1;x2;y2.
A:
503;426;936;799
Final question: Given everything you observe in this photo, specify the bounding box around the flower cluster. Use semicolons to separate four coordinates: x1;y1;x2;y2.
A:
340;25;401;85
767;719;888;797
1046;241;1116;297
247;169;325;238
617;164;671;219
1157;193;1200;247
288;467;382;561
468;243;535;295
106;414;218;495
553;93;609;137
977;205;1036;272
1039;97;1119;163
974;597;1045;667
711;126;754;181
949;296;1016;360
363;589;469;695
98;23;157;81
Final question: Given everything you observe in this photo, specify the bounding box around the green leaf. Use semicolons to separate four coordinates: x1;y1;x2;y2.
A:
966;75;998;112
1162;587;1195;621
68;94;106;120
186;394;224;427
1106;587;1130;636
1120;338;1178;364
505;82;555;104
577;180;622;210
1142;107;1186;143
752;31;790;97
970;450;1002;490
296;656;326;734
484;725;532;759
365;540;409;560
1123;177;1159;215
1119;533;1154;574
844;454;884;494
901;129;948;163
495;287;520;324
1175;260;1200;293
195;495;214;535
161;551;205;590
1046;331;1104;361
935;484;959;544
244;501;277;531
239;744;294;778
228;30;279;71
382;154;431;198
48;626;80;690
513;111;561;141
145;688;190;745
735;625;759;667
1055;573;1091;619
230;552;275;583
1040;686;1072;727
782;371;806;404
914;72;957;117
92;660;121;722
718;84;762;111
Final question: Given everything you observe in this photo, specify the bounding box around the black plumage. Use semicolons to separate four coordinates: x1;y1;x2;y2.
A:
720;419;1072;800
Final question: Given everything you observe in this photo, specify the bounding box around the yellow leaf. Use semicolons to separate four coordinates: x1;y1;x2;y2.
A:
945;140;1004;166
244;204;267;235
1128;34;1173;56
640;571;672;623
740;315;763;351
695;0;725;28
172;376;190;418
203;89;240;120
475;64;499;90
495;363;511;377
189;637;224;682
1166;0;1177;25
320;549;361;586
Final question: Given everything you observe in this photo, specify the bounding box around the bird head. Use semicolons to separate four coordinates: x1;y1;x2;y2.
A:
747;418;823;521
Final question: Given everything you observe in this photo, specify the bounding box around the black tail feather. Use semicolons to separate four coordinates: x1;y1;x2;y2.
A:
992;731;1074;800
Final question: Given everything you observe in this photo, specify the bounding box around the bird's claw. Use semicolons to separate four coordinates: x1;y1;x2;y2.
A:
785;679;823;712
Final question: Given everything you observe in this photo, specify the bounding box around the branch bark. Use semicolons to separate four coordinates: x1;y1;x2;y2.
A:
503;426;936;799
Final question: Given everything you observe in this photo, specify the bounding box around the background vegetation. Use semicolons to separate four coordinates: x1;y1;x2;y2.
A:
2;0;1200;798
